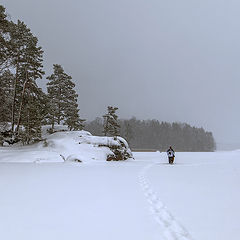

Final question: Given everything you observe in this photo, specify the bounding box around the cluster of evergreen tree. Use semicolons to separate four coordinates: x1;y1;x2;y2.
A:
85;117;216;152
0;5;84;144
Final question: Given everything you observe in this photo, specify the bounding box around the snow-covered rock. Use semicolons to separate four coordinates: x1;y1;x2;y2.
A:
42;130;133;162
0;126;133;163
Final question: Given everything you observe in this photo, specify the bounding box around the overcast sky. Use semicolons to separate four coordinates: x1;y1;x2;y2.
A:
2;0;240;150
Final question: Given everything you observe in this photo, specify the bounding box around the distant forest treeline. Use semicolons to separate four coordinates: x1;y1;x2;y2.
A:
85;118;216;152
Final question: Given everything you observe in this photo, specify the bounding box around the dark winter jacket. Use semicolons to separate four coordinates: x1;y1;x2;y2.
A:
167;147;175;157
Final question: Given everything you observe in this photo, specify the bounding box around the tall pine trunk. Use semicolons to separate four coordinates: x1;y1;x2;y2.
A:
26;107;30;144
57;88;61;124
11;62;19;133
15;66;28;135
51;116;54;129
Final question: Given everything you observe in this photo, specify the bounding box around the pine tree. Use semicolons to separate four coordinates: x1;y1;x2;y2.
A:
103;106;120;136
0;70;14;123
13;22;44;136
7;20;44;136
64;106;85;131
0;5;11;73
0;5;45;144
8;20;31;132
47;64;65;126
20;85;46;144
47;64;84;130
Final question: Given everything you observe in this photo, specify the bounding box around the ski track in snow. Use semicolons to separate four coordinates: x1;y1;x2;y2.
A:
138;163;194;240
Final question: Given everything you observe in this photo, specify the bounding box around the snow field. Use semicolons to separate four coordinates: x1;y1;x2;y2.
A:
143;151;240;240
138;163;193;240
0;149;240;240
0;161;160;240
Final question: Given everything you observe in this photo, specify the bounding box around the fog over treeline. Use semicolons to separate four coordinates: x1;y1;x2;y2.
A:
85;117;216;152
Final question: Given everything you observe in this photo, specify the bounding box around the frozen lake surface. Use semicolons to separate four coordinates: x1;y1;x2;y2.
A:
0;150;239;240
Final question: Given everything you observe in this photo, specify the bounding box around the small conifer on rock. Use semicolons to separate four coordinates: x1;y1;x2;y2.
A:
103;106;120;136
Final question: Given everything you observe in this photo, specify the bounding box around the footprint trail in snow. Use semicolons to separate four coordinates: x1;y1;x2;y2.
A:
138;164;194;240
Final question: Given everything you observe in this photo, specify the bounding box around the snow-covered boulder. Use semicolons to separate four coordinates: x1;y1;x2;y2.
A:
42;130;133;162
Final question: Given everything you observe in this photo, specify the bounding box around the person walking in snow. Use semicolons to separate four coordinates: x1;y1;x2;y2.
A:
167;146;175;164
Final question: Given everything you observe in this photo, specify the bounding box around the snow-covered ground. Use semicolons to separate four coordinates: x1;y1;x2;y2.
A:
0;129;132;163
0;145;240;239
